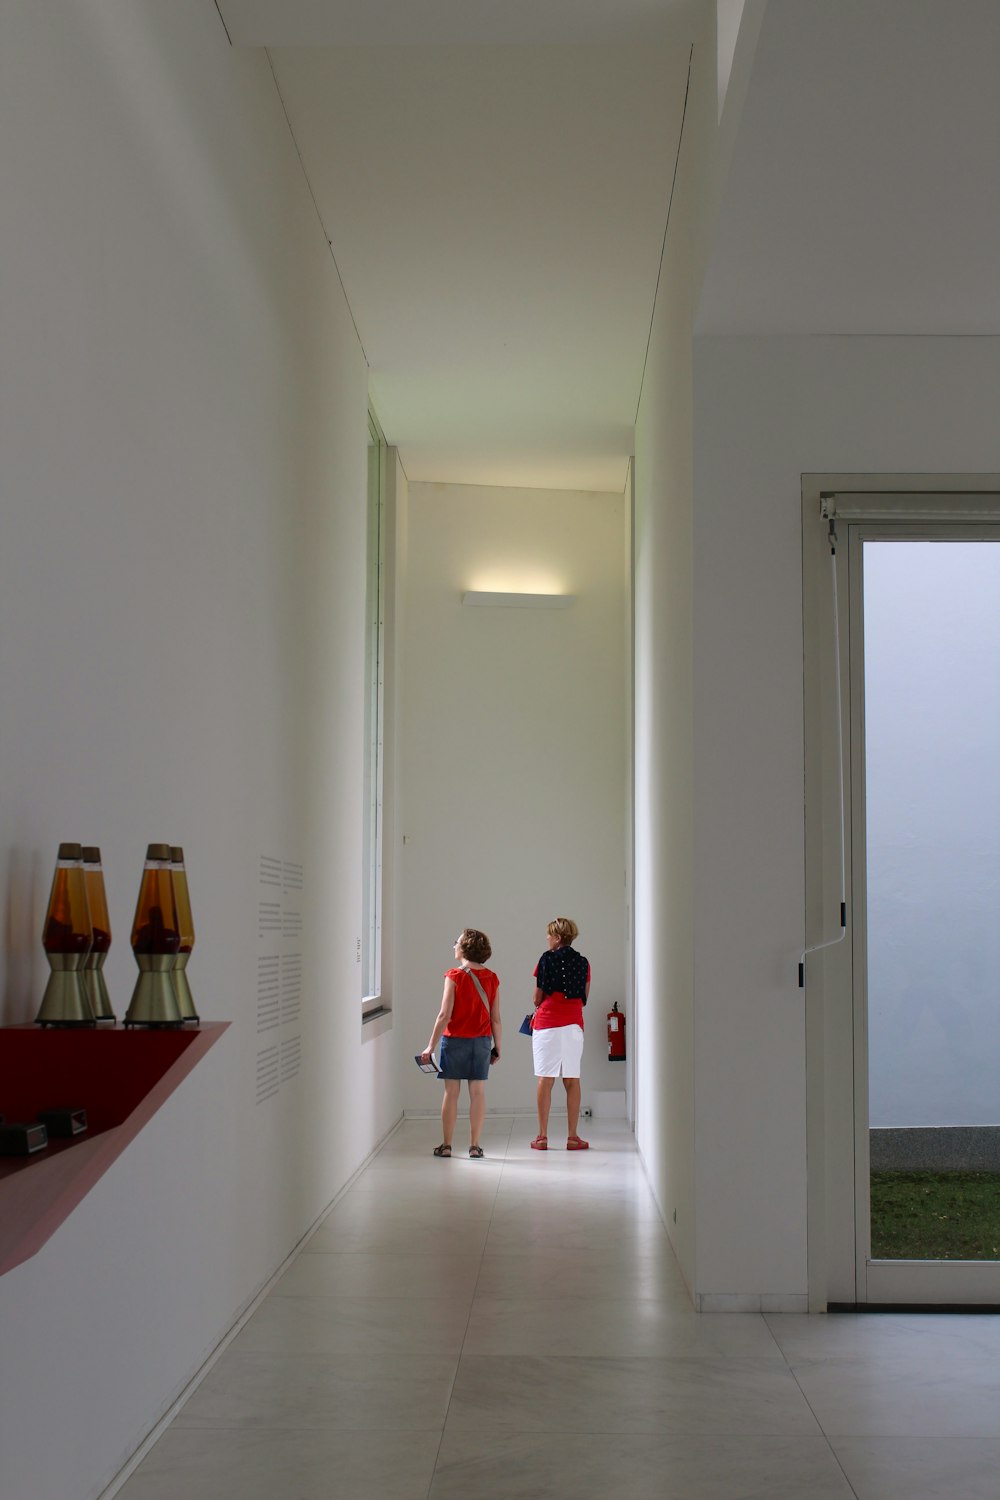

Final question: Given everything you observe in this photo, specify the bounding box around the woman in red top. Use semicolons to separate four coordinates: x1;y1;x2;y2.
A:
420;928;501;1159
530;917;590;1151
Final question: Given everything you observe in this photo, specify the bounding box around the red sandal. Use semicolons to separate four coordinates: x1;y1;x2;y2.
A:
566;1135;590;1150
530;1134;548;1150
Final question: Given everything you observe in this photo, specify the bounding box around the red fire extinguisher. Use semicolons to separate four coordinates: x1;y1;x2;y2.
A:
607;1001;626;1061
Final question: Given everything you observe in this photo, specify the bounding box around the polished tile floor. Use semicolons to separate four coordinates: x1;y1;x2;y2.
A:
118;1117;1000;1499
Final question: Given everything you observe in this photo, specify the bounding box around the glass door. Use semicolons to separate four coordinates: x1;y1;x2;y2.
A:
852;529;1000;1304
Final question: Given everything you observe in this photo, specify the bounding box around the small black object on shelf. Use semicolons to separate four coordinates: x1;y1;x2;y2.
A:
0;1122;49;1157
37;1107;88;1138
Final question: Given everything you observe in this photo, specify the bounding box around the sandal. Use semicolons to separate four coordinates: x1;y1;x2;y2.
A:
530;1135;548;1150
468;1145;484;1159
566;1135;590;1151
432;1143;452;1158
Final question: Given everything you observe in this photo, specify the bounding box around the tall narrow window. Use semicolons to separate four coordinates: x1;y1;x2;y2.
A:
362;409;385;1012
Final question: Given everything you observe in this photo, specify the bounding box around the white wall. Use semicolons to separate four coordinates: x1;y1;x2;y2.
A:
0;5;399;1496
396;482;627;1120
691;334;1000;1302
632;10;718;1295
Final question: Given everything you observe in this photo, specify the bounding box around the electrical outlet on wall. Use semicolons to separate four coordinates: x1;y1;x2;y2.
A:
582;1106;592;1117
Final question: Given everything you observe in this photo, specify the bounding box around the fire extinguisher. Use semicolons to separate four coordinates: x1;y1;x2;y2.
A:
607;1001;626;1061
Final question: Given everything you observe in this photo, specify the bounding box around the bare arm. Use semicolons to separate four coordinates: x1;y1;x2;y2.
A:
420;978;455;1062
490;987;502;1063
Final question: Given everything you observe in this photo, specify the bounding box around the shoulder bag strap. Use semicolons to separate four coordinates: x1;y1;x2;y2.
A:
462;966;493;1019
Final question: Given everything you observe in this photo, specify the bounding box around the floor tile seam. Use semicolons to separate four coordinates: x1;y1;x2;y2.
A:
480;1219;675;1233
485;1212;671;1224
455;1351;814;1368
476;1272;688;1280
260;1290;480;1303
310;1207;504;1221
469;1285;695;1298
199;1349;469;1366
461;1356;797;1368
423;1114;515;1500
822;1423;1000;1438
268;1291;488;1303
758;1311;792;1361
762;1349;1000;1377
485;1214;667;1222
296;1234;494;1257
434;1431;873;1451
778;1348;866;1495
826;1433;1000;1452
758;1309;870;1496
297;1240;496;1257
816;1437;876;1500
172;1419;453;1434
296;1236;500;1248
461;1294;708;1308
476;1242;680;1254
439;1421;839;1437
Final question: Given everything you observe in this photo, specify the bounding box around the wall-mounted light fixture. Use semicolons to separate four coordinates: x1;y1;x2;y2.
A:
462;591;575;609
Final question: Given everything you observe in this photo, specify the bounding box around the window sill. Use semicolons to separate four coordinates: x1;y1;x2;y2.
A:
361;1003;392;1042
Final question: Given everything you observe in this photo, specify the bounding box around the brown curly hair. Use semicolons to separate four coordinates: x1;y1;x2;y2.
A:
547;917;579;947
458;928;492;963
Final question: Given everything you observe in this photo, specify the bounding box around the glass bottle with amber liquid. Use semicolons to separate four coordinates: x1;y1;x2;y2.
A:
169;846;198;1023
124;843;182;1026
36;843;95;1026
80;846;115;1021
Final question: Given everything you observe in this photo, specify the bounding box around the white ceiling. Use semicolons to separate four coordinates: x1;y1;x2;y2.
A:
218;2;698;490
698;0;1000;336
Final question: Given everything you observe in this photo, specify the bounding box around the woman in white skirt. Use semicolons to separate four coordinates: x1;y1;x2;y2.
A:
529;917;590;1151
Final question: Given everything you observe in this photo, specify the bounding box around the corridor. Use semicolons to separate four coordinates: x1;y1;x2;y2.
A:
117;1118;1000;1499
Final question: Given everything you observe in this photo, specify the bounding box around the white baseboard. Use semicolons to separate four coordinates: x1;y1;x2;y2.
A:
696;1292;809;1314
403;1106;565;1119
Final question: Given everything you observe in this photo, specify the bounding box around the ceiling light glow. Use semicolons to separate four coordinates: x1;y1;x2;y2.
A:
462;591;575;609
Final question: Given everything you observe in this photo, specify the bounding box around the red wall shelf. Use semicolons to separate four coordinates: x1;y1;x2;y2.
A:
0;1023;228;1275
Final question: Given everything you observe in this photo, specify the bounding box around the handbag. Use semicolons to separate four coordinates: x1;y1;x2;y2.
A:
519;1013;533;1036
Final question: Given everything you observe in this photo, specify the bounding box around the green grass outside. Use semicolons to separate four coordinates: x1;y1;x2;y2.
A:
870;1171;1000;1260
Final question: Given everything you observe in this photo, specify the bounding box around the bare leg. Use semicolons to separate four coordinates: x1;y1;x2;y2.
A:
468;1080;486;1148
536;1076;555;1138
564;1077;581;1138
441;1079;460;1148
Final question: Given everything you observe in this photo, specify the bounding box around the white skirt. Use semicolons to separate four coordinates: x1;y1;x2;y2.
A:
532;1023;584;1078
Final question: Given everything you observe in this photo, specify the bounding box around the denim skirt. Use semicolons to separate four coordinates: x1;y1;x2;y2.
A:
438;1034;491;1081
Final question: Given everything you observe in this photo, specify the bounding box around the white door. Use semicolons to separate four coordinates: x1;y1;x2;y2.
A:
805;485;1000;1307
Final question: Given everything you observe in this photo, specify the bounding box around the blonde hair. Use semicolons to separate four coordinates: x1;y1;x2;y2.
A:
458;928;492;963
547;917;578;947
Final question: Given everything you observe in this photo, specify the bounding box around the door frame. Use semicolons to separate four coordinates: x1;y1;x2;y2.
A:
803;474;1000;1310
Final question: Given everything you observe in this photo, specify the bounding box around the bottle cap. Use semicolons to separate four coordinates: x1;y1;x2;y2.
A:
170;847;185;863
57;843;82;859
145;843;171;861
81;847;102;863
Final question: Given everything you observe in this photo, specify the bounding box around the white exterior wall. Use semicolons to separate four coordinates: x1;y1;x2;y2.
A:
0;5;399;1496
397;481;627;1119
691;334;1000;1302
